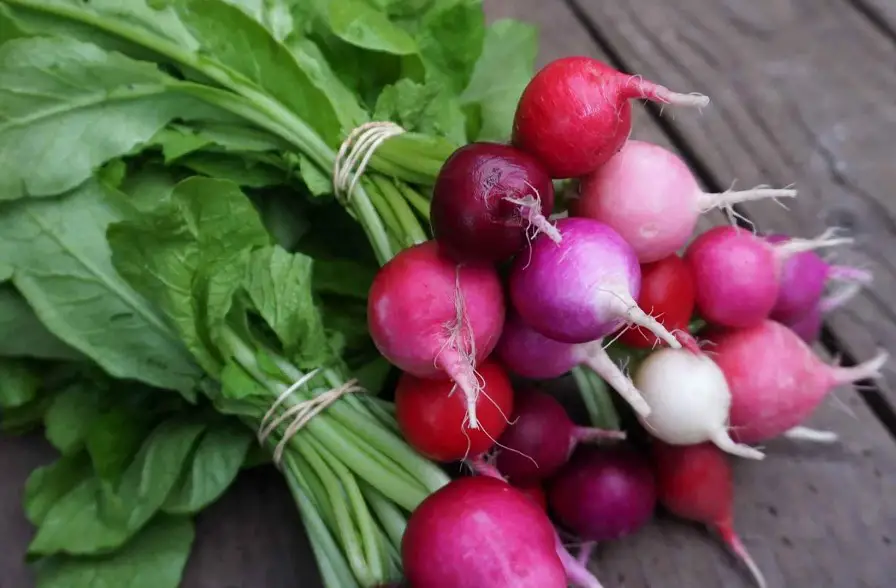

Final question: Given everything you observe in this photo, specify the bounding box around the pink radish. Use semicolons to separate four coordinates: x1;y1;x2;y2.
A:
652;442;767;588
495;389;624;484
710;320;888;444
430;142;559;263
683;226;852;328
495;311;651;416
512;57;708;179
574;140;797;263
368;241;505;429
508;217;682;350
633;341;764;460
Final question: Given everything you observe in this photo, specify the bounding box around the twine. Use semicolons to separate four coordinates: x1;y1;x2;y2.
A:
257;368;365;466
332;121;406;203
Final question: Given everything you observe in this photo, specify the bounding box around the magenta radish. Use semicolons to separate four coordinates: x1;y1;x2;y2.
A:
512;56;708;179
764;233;871;321
633;343;764;460
430;142;559;263
495;389;624;484
652;442;767;588
710;319;888;444
368;241;505;429
495;311;652;416
548;446;656;542
508;217;682;351
782;282;863;343
574;141;797;263
684;226;852;328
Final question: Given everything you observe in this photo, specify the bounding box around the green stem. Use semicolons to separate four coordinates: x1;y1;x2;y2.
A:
361;178;404;246
372;176;428;246
572;366;621;430
360;482;407;549
397;183;432;222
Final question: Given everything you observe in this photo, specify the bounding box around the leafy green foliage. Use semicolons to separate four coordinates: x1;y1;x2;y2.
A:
0;358;40;408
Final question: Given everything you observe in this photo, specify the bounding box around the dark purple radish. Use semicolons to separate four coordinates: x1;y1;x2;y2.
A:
765;233;871;321
495;389;624;484
495;311;652;416
430;142;558;264
508;217;681;349
549;446;657;542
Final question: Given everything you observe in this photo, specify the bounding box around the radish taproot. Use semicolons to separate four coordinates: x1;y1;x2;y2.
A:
495;311;651;416
395;360;514;462
512;57;708;179
509;217;682;350
430;142;558;263
709;319;888;444
368;240;505;429
574;141;796;262
495;389;624;484
633;343;765;460
651;442;767;588
548;446;656;542
684;226;852;328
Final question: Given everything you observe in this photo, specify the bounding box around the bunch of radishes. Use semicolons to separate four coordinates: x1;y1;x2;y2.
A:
366;56;887;588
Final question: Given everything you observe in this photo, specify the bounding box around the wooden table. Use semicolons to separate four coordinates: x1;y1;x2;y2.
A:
3;1;896;586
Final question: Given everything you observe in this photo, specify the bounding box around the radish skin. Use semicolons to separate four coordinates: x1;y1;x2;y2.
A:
711;320;888;443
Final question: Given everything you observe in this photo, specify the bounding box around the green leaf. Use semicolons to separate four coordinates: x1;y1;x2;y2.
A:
118;165;178;213
35;515;195;588
162;421;252;514
298;155;333;196
313;259;376;299
460;19;537;142
86;407;155;482
221;0;295;41
417;0;485;92
24;452;92;527
44;383;104;455
244;245;330;367
0;36;213;200
218;360;266;402
373;78;466;144
0;358;40;409
0;181;202;394
328;0;418;55
0;285;83;361
151;128;212;162
178;152;289;187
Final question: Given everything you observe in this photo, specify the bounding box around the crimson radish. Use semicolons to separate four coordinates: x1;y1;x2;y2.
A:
575;141;796;262
549;446;656;542
368;240;505;429
495;311;651;416
710;320;888;444
508;217;681;349
633;343;764;460
495;389;624;484
515;482;548;511
512;56;708;179
652;442;767;588
395;360;514;462
683;226;851;328
430;142;559;263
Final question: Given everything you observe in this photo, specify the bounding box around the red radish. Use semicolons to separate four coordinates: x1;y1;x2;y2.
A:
683;226;851;329
764;233;871;321
574;141;796;262
549;446;656;541
652;442;767;588
495;311;651;416
395;360;514;462
633;342;764;460
508;217;682;350
515;482;548;511
512;56;708;179
368;240;505;429
615;254;696;349
495;389;624;484
403;476;585;588
430;142;559;263
781;282;862;343
710;319;888;444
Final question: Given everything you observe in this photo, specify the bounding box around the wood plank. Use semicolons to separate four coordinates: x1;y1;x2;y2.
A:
851;0;896;41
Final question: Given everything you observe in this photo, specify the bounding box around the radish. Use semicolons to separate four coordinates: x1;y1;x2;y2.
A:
495;389;624;484
508;217;682;350
574;141;796;262
430;142;559;263
368;240;505;429
683;226;851;328
764;233;871;321
709;319;888;444
395;360;514;462
651;442;767;588
615;254;696;349
548;446;656;542
495;311;652;416
512;56;708;179
782;282;862;343
515;482;548;511
633;341;764;460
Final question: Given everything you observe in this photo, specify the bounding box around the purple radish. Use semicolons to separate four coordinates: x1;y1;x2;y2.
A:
783;282;862;343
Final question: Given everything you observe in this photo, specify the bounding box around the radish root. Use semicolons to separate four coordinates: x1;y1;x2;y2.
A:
572;426;627;443
581;342;651;417
505;181;563;244
828;264;873;285
607;292;682;350
710;429;765;460
818;282;863;313
697;187;797;213
627;76;710;108
554;533;605;588
717;522;768;588
774;227;853;259
783;425;839;443
830;350;888;386
577;542;596;567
